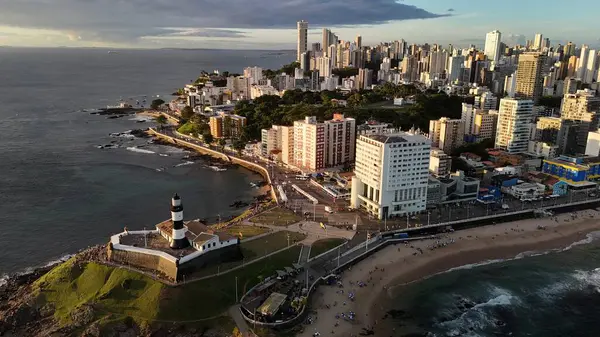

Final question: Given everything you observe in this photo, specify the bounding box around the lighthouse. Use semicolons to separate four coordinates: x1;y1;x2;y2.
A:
170;194;189;249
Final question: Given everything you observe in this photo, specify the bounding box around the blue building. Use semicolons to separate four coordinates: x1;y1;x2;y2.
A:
542;155;600;184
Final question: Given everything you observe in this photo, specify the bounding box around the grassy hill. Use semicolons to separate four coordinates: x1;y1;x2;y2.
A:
26;244;302;334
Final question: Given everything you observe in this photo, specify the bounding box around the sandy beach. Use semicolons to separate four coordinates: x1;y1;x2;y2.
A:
299;208;600;337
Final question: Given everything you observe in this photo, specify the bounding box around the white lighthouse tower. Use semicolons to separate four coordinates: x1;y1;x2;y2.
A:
170;194;189;249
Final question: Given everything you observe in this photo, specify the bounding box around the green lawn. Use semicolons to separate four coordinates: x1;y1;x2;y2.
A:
223;224;271;239
309;238;346;259
359;100;409;110
241;231;306;259
171;230;305;279
158;245;302;320
249;207;302;226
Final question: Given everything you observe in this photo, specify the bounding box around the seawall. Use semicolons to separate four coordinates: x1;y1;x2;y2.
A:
148;128;278;203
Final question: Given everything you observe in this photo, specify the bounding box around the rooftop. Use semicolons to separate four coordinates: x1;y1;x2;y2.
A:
120;232;197;257
365;132;429;144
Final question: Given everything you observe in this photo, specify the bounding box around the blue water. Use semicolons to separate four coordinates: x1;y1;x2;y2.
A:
0;47;294;275
387;238;600;337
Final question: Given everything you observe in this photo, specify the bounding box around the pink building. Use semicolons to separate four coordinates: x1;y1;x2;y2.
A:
293;114;356;172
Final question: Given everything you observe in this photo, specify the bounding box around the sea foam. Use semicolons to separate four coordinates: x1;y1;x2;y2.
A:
126;146;155;154
174;161;195;167
437;287;517;336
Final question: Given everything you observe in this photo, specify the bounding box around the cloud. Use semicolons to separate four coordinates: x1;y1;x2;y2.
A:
447;8;455;12
0;0;445;44
159;28;247;38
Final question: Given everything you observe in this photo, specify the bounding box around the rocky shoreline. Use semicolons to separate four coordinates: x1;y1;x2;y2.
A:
0;246;112;337
0;245;229;337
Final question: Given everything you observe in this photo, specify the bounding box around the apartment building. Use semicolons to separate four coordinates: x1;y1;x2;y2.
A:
293;114;356;171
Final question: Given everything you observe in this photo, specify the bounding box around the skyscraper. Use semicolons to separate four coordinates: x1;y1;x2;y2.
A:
322;28;331;56
484;30;502;64
576;45;589;80
495;98;534;154
533;33;543;50
297;20;308;62
447;55;464;83
584;50;598;84
563;42;576;59
515;52;546;102
355;35;362;49
357;68;373;90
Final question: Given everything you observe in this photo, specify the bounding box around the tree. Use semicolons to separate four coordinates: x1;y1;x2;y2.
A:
218;138;227;151
180;106;194;121
233;139;247;155
154;114;168;130
202;132;214;144
150;99;165;110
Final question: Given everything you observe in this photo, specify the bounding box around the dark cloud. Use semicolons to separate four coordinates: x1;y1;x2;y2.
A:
447;8;455;12
0;0;445;43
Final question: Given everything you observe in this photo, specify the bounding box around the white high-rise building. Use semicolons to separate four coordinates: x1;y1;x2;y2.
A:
328;44;337;70
577;45;589;80
351;132;431;219
584;50;598;84
495;98;534;154
484;30;502;64
321;76;338;91
316;56;332;77
380;57;391;72
504;72;516;97
476;91;498;110
297;20;308;62
533;33;543;50
243;66;263;85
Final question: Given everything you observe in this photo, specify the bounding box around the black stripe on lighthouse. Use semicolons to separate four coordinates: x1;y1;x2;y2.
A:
170;193;189;249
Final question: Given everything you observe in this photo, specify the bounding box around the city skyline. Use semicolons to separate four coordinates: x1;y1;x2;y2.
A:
0;0;599;49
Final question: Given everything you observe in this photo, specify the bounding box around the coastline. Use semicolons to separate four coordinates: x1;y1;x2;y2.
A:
300;209;600;337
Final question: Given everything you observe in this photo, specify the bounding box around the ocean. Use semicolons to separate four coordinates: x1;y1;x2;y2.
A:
388;235;600;337
0;47;294;277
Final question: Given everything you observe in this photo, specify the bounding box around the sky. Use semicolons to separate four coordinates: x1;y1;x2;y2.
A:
0;0;599;49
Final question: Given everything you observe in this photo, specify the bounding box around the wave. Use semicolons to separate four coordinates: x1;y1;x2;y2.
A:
436;287;518;336
0;274;8;288
128;115;154;122
165;147;190;154
109;130;135;139
126;146;155;154
0;254;73;288
573;268;600;290
174;161;195;167
562;230;600;251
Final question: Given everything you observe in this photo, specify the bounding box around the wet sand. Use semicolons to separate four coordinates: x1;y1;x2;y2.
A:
299;209;600;337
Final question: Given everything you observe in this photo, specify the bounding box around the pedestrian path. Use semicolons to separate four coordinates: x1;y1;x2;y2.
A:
298;244;311;264
229;304;250;336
